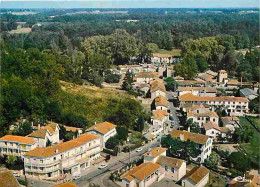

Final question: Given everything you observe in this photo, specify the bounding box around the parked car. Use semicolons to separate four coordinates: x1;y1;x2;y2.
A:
12;172;20;177
98;164;107;169
136;148;142;152
73;175;81;180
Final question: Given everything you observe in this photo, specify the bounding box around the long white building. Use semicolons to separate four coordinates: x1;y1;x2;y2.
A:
179;93;249;116
23;134;102;179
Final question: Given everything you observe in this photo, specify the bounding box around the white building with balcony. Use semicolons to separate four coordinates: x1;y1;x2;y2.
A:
28;123;60;147
23;134;102;180
85;122;117;148
0;135;38;157
170;130;213;163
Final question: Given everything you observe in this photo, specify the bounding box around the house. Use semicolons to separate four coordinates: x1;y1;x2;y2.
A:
143;147;186;181
121;162;163;187
174;76;184;81
64;126;83;137
151;110;169;126
181;103;210;113
176;80;206;87
177;87;217;97
221;116;240;132
170;130;213;163
0;135;38;157
154;95;168;111
229;171;260;187
150;80;166;99
166;66;174;77
24;134;102;179
135;72;158;84
239;88;258;100
0;168;20;187
203;121;228;140
28;123;60;147
187;105;219;127
143;147;167;163
54;182;78;187
197;73;215;83
179;93;249;116
151;53;173;66
181;166;209;187
85;122;117;148
218;70;228;83
226;79;240;89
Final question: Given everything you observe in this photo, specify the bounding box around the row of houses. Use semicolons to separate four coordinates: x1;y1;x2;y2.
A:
121;130;212;187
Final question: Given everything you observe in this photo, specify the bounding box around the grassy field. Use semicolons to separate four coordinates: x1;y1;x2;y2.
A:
9;28;32;34
59;81;141;124
205;172;227;187
157;49;182;56
238;117;253;129
248;116;260;129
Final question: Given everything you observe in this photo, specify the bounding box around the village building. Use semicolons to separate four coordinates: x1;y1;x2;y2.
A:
226;79;240;89
143;147;186;182
121;162;163;187
0;135;38;157
176;80;206;87
64;126;83;137
177;87;217;97
186;105;219;127
151;53;173;66
154;95;168;111
151;110;169;137
174;76;184;81
23;134;102;180
221;116;240;132
85;122;117;148
135;72;158;84
150;80;167;99
218;70;228;83
181;103;210;113
170;130;212;163
203;121;229;140
28;123;60;147
179;93;249;116
181;166;209;187
239;88;258;100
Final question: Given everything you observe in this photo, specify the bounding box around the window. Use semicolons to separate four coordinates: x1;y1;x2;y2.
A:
53;157;56;161
213;118;215;122
171;168;175;173
212;131;214;134
165;166;168;171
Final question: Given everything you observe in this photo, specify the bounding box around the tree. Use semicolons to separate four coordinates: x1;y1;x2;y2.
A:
184;119;200;133
129;131;145;146
136;116;144;132
116;127;128;141
15;122;33;136
165;77;178;91
227;152;251;172
105;136;120;149
205;151;221;169
6;155;17;168
175;55;198;79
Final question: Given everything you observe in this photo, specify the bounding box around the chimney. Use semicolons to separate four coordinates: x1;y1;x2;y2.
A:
95;122;97;125
180;133;184;141
38;124;40;129
31;121;33;127
55;148;59;153
187;126;190;132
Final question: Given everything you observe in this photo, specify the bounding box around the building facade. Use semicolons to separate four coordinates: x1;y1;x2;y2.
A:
0;135;37;157
23;134;102;179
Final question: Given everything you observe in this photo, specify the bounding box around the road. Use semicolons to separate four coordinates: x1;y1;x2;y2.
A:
74;140;160;187
166;91;180;130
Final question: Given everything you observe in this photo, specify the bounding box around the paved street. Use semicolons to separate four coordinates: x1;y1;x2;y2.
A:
167;91;180;130
74;140;160;187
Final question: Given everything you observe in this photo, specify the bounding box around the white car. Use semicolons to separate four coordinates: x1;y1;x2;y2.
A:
98;164;107;169
136;148;142;152
73;175;81;180
12;172;20;177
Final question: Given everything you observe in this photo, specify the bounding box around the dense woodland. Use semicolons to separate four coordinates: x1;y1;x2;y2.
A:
0;8;259;136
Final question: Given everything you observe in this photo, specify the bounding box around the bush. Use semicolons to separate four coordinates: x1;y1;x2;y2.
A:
105;136;120;149
116;127;128;141
105;73;121;83
227;152;251;172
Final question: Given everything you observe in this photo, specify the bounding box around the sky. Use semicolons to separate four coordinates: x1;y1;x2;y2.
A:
1;0;259;9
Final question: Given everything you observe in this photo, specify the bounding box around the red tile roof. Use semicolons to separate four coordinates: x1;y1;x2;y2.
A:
86;122;116;135
179;93;248;102
0;135;36;145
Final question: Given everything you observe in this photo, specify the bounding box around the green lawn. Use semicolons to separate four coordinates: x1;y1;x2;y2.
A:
205;172;227;187
248;116;260;129
238;117;253;129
